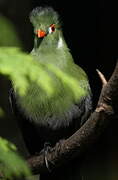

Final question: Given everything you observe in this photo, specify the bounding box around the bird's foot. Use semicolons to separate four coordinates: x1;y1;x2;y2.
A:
44;142;52;172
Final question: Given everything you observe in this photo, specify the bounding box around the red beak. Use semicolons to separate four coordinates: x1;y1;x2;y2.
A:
36;30;46;38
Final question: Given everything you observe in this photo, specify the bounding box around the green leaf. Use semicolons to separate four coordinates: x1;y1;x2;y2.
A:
0;47;55;96
0;47;88;118
0;15;22;47
0;137;31;179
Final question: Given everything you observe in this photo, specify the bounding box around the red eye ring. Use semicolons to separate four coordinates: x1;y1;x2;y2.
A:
50;24;55;32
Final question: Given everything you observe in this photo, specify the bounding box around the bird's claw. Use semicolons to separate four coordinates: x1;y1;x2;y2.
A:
44;142;52;172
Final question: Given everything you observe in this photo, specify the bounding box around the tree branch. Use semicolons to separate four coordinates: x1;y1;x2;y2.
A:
27;61;118;175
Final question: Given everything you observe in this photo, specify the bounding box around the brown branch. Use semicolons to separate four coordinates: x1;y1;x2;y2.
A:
27;61;118;175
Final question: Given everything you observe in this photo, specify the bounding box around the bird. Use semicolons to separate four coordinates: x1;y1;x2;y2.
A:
9;7;92;180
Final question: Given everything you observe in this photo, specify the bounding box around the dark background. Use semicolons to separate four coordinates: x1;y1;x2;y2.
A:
0;0;118;179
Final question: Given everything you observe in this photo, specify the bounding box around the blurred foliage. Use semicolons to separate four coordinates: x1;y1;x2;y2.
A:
0;15;22;47
0;17;31;179
0;47;87;120
0;15;87;179
0;47;86;179
0;16;86;178
0;137;31;179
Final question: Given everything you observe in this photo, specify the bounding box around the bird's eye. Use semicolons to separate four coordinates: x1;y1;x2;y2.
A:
48;24;56;34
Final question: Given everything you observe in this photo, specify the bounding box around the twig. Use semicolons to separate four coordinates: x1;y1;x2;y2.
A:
96;69;107;86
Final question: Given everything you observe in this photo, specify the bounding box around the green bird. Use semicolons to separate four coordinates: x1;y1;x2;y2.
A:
10;7;92;180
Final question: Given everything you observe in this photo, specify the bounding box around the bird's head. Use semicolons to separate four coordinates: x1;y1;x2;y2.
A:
30;7;63;49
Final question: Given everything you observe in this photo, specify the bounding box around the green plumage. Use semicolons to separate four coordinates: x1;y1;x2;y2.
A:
8;7;92;180
14;7;91;130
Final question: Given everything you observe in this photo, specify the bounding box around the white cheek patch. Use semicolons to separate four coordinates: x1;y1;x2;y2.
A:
57;37;63;48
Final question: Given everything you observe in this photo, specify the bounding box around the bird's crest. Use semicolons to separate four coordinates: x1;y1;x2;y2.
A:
30;7;61;29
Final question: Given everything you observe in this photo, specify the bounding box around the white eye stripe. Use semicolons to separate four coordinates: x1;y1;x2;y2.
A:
48;24;55;34
48;27;52;34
